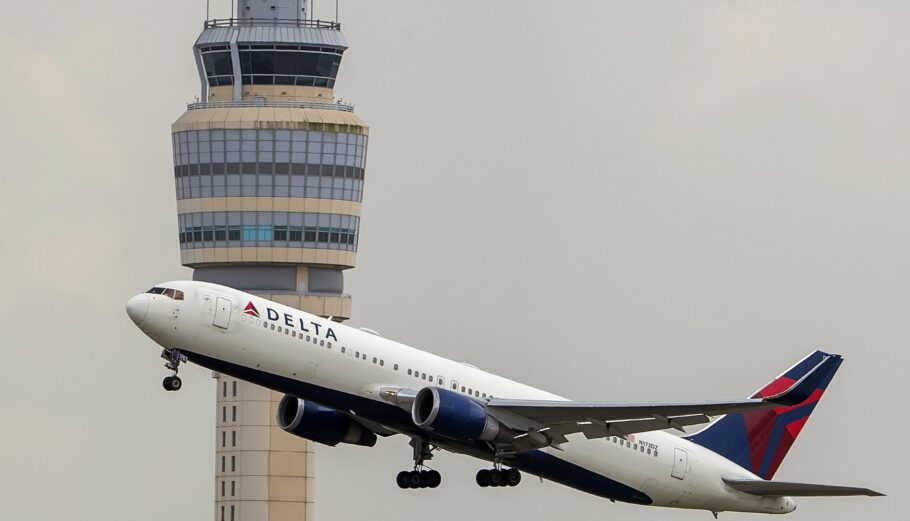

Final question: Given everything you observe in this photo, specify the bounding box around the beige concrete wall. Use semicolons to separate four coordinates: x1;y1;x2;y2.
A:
209;85;336;103
181;247;358;272
176;198;362;217
215;377;317;521
173;107;369;135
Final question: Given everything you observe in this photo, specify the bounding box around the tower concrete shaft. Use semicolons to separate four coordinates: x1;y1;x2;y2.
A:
170;2;368;520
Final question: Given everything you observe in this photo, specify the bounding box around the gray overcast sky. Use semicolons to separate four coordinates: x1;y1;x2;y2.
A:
0;1;906;519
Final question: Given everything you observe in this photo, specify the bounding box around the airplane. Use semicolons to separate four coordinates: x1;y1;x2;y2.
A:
126;281;883;516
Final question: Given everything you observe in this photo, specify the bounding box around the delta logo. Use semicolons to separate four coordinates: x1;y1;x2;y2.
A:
243;302;261;318
245;300;339;342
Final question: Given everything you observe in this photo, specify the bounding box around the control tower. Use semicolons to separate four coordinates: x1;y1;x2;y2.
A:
170;2;368;519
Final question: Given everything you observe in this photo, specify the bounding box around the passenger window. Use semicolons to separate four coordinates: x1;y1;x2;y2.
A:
341;346;346;353
407;369;412;375
306;335;311;341
292;331;297;337
285;329;289;335
312;337;317;344
394;364;398;370
421;373;427;380
270;324;275;330
319;340;324;346
355;351;360;358
372;357;377;364
461;386;466;392
647;448;651;455
380;360;384;366
277;327;282;333
327;342;331;349
263;322;268;328
474;391;479;397
429;376;434;383
482;393;486;398
468;388;472;395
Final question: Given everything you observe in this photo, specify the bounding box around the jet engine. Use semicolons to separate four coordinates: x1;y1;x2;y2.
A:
276;395;377;447
411;387;502;442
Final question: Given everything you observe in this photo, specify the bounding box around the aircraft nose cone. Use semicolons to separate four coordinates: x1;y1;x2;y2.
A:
126;294;149;325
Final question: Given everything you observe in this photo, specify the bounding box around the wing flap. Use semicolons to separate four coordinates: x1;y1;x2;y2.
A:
723;478;884;497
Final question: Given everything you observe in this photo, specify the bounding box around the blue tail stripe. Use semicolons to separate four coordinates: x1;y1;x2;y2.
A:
757;402;817;477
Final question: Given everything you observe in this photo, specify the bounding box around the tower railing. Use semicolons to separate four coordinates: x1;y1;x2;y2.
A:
187;99;354;112
204;18;341;30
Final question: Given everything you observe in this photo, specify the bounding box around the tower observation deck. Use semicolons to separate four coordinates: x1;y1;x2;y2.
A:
169;2;369;520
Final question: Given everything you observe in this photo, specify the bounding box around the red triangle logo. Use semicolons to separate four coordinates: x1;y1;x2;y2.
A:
243;301;260;318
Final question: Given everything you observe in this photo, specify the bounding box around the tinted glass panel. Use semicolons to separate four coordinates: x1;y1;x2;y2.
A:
249;51;273;74
297;53;318;75
211;52;233;76
316;54;338;78
203;53;215;74
274;52;297;75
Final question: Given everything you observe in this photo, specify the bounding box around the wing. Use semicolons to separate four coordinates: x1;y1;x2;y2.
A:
723;478;885;497
485;353;836;446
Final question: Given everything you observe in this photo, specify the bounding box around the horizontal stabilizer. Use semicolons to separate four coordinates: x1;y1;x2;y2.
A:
723;478;884;497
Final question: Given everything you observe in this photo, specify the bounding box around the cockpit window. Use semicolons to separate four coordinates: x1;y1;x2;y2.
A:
147;287;184;300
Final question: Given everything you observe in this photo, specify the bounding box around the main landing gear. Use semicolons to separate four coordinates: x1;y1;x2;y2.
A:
476;464;521;488
161;348;187;391
397;438;441;489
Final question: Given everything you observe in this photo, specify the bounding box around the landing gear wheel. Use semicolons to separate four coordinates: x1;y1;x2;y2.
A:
476;469;491;487
505;468;522;487
425;469;441;488
396;471;410;489
162;375;182;391
407;470;423;489
160;349;187;391
489;469;504;487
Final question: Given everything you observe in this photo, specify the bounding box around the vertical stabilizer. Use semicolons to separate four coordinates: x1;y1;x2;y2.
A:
685;351;842;479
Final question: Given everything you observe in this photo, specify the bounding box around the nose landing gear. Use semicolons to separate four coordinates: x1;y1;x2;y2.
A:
161;349;187;391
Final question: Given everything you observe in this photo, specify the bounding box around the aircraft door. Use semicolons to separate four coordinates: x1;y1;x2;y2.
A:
213;297;232;329
671;447;688;480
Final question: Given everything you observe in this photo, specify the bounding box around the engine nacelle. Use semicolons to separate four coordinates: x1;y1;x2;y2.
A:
276;395;376;447
411;387;501;442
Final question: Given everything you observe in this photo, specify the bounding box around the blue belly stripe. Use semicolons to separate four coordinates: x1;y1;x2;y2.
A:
181;350;651;505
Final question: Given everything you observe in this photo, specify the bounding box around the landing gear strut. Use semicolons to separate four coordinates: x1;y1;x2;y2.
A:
476;460;521;488
396;438;441;489
161;349;187;391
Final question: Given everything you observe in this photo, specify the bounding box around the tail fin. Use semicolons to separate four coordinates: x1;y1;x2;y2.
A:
685;350;843;479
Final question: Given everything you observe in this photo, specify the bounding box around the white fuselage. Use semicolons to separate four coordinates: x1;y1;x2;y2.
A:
128;281;795;515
